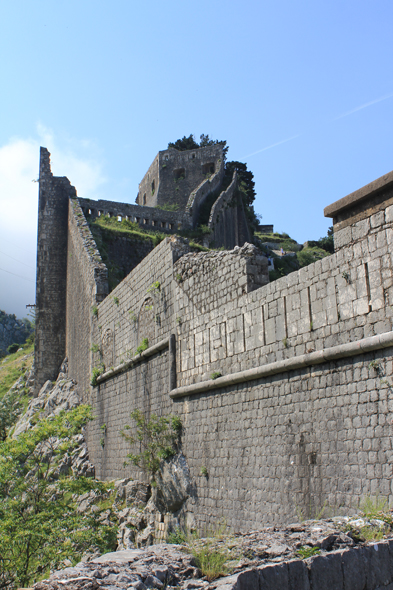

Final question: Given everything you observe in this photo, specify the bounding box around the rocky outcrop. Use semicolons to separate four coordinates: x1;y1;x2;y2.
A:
33;516;393;590
12;358;95;477
0;309;33;355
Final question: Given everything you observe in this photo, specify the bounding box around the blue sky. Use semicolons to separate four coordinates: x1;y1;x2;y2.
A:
0;0;392;318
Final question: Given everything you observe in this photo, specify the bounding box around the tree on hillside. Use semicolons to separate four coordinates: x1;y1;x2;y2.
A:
168;134;228;158
0;406;116;588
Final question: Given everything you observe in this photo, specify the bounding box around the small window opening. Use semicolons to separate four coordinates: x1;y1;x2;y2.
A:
135;217;140;223
164;155;169;161
152;220;157;227
169;223;174;230
202;162;215;175
143;193;146;205
143;218;148;225
151;180;155;194
192;153;196;159
174;168;185;180
160;221;165;228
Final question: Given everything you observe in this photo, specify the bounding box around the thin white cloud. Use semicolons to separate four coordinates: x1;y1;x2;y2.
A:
333;92;393;121
0;127;106;317
242;134;301;159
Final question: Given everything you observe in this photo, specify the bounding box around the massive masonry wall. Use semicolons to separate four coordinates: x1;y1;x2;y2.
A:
65;199;108;397
84;171;393;530
35;148;76;394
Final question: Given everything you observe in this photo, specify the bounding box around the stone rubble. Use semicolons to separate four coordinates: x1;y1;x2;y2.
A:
33;515;393;590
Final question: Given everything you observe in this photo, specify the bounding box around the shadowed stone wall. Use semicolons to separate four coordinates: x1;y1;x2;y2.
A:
34;148;76;394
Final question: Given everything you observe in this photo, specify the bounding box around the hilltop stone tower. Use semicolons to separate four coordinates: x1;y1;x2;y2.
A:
136;144;224;212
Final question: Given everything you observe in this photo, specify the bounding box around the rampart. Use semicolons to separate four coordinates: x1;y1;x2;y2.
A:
34;145;393;532
78;197;192;231
208;170;252;249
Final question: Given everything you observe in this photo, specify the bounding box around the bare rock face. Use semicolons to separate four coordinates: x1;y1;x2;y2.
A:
154;453;192;513
12;358;95;478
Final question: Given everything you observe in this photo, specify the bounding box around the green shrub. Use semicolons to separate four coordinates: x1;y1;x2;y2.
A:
167;527;187;544
7;343;19;355
91;363;105;386
135;338;149;355
191;541;229;581
121;410;181;484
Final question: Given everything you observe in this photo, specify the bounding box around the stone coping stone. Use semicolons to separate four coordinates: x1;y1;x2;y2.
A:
324;169;393;219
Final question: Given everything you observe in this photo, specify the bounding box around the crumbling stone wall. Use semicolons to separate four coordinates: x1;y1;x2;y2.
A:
34;148;76;394
207;171;252;249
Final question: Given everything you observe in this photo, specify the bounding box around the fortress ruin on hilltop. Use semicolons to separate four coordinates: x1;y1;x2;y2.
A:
34;144;393;533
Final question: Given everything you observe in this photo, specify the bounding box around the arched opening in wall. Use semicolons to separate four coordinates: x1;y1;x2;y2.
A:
164;155;169;161
143;219;149;225
174;168;185;181
98;210;103;217
101;327;114;368
152;220;157;227
160;222;165;228
202;162;215;175
138;297;156;348
135;217;140;223
118;216;122;222
191;153;196;159
169;223;174;230
151;180;155;195
143;194;146;205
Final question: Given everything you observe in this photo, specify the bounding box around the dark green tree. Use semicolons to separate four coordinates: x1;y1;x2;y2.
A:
0;406;117;588
168;134;228;158
168;134;200;151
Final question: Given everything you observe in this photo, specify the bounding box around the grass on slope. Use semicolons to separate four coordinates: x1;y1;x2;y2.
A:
0;343;34;398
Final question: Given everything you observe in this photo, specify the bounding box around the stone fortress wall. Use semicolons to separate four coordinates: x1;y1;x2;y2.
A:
34;145;393;531
83;170;393;531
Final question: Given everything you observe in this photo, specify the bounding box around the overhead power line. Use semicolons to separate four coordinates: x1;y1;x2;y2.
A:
0;266;35;283
0;249;35;270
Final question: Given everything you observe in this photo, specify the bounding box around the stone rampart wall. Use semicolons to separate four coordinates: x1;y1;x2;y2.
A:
78;197;191;231
185;158;225;225
207;171;251;249
84;195;393;530
65;199;108;398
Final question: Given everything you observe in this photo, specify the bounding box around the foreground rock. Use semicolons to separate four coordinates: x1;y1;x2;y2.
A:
34;515;393;590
